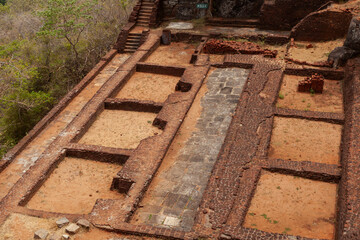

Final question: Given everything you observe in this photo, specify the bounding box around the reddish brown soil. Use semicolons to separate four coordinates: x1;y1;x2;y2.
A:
78;110;162;149
244;171;337;240
0;214;57;240
0;213;160;240
74;228;160;239
26;157;124;214
0;54;129;201
115;72;181;103
277;75;343;113
144;42;196;66
288;39;345;64
266;44;287;60
268;117;342;165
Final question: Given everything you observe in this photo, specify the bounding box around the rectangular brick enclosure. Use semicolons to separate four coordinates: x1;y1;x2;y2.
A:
0;13;359;240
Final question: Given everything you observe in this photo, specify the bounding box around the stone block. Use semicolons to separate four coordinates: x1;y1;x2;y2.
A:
65;223;80;234
77;219;90;229
56;217;69;228
34;229;49;240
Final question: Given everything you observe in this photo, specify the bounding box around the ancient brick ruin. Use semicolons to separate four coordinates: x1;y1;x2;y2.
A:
0;0;359;239
297;73;325;93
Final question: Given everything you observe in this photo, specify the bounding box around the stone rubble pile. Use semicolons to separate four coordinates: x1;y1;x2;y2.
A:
202;39;278;57
297;73;325;93
33;217;91;240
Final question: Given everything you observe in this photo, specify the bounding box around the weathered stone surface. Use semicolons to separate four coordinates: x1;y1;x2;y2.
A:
290;8;353;41
213;0;263;18
220;233;232;239
77;219;90;228
34;229;49;239
62;235;70;240
328;46;357;68
344;17;360;51
166;22;194;30
328;17;360;67
134;68;249;231
56;217;69;228
49;233;62;240
65;223;80;234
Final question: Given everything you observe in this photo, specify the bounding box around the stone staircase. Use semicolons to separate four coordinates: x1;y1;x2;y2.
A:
136;0;154;27
123;32;142;53
117;0;158;53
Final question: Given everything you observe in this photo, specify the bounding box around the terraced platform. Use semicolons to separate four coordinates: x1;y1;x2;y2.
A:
0;16;360;240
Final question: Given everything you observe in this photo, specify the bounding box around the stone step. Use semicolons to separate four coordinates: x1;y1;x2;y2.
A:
125;39;140;44
140;10;152;13
124;49;136;53
128;33;142;37
139;9;152;13
124;46;138;49
136;23;150;27
140;4;153;7
138;12;152;16
127;37;141;41
125;42;140;47
140;6;153;10
138;16;151;20
137;19;150;24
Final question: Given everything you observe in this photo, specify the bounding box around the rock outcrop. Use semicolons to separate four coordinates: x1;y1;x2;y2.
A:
290;8;352;41
328;17;360;67
260;0;335;30
213;0;264;18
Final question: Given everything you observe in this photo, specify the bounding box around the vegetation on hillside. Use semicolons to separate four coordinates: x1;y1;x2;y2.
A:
0;0;134;157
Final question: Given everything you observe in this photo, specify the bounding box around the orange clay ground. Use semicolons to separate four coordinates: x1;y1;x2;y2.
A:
244;171;337;240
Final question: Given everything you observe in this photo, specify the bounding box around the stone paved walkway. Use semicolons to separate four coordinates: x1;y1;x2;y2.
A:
133;68;250;231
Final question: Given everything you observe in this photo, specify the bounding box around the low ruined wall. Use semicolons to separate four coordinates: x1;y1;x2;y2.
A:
336;57;360;240
290;8;353;41
260;0;336;30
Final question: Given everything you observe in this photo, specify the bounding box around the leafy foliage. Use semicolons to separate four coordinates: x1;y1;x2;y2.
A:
0;0;135;158
37;0;98;60
0;40;55;153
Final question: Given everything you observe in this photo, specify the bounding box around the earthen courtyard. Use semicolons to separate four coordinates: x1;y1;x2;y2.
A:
1;0;360;239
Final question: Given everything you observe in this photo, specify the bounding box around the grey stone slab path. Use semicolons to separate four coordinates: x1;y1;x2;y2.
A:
135;68;250;231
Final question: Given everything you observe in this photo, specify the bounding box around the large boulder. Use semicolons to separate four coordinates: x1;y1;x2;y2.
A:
344;17;360;51
328;17;360;67
328;46;357;68
213;0;264;18
290;8;353;41
260;0;335;30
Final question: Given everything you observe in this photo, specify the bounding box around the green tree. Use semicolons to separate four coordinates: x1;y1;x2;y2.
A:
37;0;98;63
0;40;54;156
0;0;6;6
